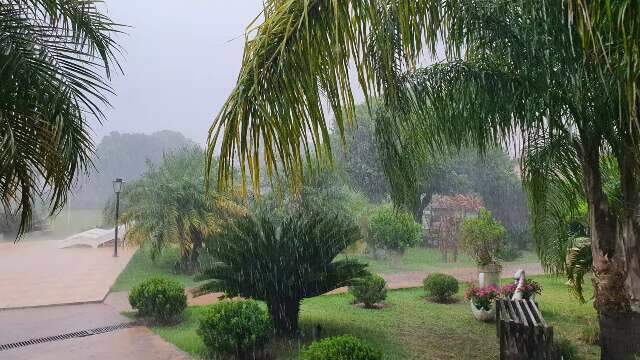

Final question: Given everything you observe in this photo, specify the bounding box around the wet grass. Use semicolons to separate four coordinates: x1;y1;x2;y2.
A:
113;246;538;292
111;246;202;292
342;247;539;274
151;276;599;360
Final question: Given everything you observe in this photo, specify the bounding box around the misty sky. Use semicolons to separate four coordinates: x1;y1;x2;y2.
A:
95;1;263;145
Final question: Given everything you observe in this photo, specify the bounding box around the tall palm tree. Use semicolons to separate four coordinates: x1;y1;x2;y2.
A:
208;1;640;357
1;0;121;236
379;4;640;356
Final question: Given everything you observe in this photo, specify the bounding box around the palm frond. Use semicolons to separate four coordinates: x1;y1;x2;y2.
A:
566;237;592;302
0;0;122;236
207;0;467;194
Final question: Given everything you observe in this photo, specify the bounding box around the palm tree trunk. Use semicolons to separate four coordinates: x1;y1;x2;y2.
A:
582;143;640;359
267;298;301;337
189;228;203;272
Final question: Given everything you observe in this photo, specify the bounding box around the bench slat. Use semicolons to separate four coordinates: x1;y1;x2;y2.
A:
496;299;556;360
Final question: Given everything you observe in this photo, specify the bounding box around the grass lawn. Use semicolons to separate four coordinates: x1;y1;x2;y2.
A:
111;246;202;292
342;247;539;274
113;246;538;292
150;276;599;359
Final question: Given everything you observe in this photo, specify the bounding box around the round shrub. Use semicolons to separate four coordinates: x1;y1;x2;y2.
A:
197;300;272;358
128;277;187;323
423;273;459;302
368;205;422;254
301;335;382;360
349;274;387;308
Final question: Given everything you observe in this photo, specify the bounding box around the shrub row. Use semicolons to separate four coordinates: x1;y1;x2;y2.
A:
129;279;379;359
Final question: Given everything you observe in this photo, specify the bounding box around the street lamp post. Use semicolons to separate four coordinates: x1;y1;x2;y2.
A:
112;178;124;257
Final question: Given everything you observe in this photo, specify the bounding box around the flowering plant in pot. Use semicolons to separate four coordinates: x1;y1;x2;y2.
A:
500;279;542;301
465;285;500;321
459;210;506;288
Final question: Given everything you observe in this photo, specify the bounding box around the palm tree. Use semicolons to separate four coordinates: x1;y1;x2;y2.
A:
1;0;121;236
208;1;640;357
120;148;241;272
381;4;640;356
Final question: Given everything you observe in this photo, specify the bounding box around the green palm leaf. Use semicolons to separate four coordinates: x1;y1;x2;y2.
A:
1;0;122;236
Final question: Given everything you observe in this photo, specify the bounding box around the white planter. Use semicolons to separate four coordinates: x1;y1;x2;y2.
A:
470;301;495;322
478;264;502;288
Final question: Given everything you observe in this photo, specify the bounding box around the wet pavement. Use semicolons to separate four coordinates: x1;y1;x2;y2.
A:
0;241;135;309
0;327;190;360
0;302;190;360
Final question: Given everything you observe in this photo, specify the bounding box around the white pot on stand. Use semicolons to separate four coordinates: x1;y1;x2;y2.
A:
477;263;502;288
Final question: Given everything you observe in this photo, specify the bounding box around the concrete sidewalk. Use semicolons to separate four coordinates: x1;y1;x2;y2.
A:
0;240;135;309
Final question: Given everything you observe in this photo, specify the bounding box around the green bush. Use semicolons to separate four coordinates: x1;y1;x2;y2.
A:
196;207;369;336
197;300;272;359
128;277;187;323
368;205;422;254
579;322;600;345
555;337;578;360
349;274;387;308
423;273;459;302
301;335;382;360
459;209;506;266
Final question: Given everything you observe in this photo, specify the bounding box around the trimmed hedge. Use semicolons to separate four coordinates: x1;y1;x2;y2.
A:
197;300;272;358
423;273;459;302
302;335;382;360
128;277;186;323
368;205;422;253
349;274;387;308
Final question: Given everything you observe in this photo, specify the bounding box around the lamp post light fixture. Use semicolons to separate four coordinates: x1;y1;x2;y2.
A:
112;178;124;257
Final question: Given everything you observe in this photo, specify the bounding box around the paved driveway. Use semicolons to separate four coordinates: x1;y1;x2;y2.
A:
0;240;135;309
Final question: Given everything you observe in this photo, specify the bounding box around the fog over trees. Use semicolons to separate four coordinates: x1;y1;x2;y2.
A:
69;130;195;209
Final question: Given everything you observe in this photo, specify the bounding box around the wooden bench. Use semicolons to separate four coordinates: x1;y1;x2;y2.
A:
496;299;556;359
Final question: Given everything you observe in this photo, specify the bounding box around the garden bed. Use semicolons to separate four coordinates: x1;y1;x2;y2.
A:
149;276;599;359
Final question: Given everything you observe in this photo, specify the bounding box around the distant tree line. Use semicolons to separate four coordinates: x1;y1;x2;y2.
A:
70;130;195;210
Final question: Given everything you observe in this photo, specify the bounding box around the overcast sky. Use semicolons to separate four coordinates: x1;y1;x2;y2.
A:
94;0;263;145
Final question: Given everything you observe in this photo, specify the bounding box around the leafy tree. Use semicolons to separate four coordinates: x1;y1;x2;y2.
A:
458;209;506;267
409;148;528;244
368;205;421;254
331;104;390;203
1;0;121;236
196;206;369;336
208;1;640;356
332;110;528;241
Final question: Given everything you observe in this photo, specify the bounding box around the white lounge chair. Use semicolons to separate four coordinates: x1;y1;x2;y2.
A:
57;226;127;249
